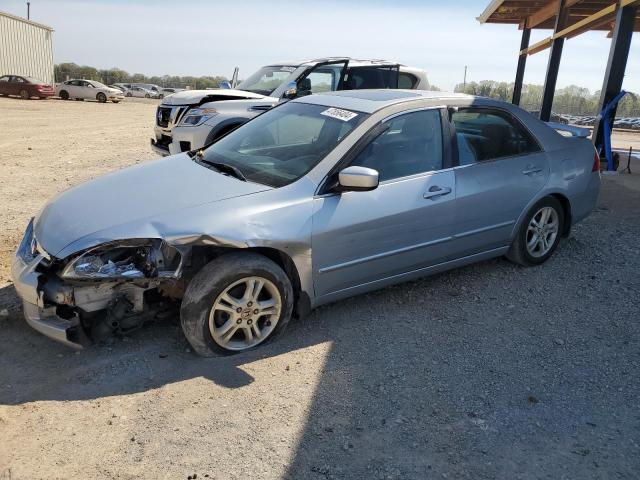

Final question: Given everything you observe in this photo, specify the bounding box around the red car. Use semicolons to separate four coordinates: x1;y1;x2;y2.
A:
0;75;55;99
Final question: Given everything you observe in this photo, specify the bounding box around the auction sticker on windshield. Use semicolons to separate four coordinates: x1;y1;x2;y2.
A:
321;108;358;122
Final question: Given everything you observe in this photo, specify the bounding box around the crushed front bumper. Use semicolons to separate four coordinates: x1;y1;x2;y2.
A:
11;227;84;349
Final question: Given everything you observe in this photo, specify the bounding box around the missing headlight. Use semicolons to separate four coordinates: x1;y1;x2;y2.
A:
61;240;181;280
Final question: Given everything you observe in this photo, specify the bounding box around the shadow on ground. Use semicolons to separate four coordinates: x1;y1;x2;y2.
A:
1;179;639;479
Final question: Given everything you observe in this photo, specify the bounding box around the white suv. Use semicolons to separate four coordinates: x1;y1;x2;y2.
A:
151;57;428;156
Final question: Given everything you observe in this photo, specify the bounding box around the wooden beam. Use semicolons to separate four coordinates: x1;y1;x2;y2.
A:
526;0;583;29
520;0;640;55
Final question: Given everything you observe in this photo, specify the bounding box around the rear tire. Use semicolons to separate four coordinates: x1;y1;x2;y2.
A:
181;252;294;356
20;89;30;100
97;92;107;103
59;90;69;100
507;196;564;267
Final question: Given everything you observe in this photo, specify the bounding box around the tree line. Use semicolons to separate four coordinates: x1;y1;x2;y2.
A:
54;63;229;90
52;63;639;117
453;80;639;117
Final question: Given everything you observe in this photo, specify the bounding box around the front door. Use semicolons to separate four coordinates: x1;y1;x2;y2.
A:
312;108;456;298
450;107;550;256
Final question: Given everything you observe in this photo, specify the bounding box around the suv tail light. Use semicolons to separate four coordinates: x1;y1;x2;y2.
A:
592;151;600;172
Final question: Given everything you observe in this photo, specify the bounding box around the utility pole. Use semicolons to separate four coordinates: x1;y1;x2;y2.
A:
463;66;467;91
27;2;30;19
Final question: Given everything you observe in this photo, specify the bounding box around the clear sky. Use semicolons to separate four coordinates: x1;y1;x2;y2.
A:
3;0;639;93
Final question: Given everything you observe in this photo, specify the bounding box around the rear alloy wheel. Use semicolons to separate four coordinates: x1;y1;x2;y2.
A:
181;252;293;356
507;196;564;266
59;90;69;100
97;92;107;103
20;89;30;100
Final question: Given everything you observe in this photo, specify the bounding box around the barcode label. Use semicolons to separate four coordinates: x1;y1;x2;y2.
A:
320;107;358;122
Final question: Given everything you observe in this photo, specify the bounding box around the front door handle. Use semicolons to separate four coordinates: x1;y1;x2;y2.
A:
522;165;543;175
423;185;452;200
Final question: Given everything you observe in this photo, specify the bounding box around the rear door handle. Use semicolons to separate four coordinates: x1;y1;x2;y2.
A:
522;165;543;175
423;185;452;200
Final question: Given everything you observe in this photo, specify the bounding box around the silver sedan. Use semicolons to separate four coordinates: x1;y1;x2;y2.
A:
12;90;600;355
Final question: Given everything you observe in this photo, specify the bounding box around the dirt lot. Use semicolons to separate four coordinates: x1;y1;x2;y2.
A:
1;97;639;480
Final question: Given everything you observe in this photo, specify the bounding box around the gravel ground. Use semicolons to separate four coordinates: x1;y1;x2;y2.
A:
0;97;639;479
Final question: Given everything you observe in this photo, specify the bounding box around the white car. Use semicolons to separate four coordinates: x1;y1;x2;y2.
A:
152;57;430;156
56;80;124;103
127;86;160;99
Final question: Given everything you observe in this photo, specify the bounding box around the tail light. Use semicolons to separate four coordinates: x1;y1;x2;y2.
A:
592;151;600;172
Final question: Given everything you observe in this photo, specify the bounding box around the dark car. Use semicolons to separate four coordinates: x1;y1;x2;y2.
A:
0;75;55;99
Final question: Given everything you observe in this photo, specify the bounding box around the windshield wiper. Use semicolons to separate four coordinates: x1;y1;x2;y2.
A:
195;151;247;181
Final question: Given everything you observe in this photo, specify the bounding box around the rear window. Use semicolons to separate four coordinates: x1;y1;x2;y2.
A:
344;67;399;89
452;108;541;163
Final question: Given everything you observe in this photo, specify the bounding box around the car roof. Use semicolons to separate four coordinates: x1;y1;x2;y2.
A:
293;89;477;114
265;57;406;68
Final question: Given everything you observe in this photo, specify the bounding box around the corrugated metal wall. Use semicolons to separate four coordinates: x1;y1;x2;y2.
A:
0;12;54;84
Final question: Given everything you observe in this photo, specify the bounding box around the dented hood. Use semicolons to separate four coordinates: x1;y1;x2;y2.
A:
35;154;271;257
161;88;268;106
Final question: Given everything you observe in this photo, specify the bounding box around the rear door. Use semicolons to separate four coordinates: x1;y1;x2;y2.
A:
65;80;81;97
450;107;549;256
312;107;456;298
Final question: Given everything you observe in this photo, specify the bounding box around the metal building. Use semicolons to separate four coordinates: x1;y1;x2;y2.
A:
0;10;54;84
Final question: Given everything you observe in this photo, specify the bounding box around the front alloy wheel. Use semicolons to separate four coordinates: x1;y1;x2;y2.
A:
181;252;293;356
209;276;282;351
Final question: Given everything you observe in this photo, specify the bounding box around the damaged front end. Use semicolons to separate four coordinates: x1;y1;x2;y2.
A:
12;221;186;348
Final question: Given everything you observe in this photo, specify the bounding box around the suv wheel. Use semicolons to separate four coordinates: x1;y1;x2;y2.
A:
181;252;294;356
507;196;564;266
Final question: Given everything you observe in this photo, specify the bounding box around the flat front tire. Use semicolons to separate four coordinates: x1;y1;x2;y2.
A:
181;252;294;356
507;196;564;266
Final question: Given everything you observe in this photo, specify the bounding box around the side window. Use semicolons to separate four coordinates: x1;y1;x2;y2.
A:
351;109;443;182
305;70;335;94
398;72;418;89
14;76;25;83
344;67;399;90
451;108;540;163
0;76;10;82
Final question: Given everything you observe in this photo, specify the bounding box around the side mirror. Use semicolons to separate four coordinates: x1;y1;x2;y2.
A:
336;166;379;192
282;81;298;100
219;81;232;89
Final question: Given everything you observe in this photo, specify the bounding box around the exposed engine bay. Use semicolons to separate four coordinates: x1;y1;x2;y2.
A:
34;238;186;344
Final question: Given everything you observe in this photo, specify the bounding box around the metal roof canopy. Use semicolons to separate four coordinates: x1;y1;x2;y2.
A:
478;0;638;153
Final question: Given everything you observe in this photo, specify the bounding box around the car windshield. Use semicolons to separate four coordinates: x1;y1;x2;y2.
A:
237;65;297;96
197;102;367;187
